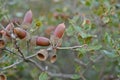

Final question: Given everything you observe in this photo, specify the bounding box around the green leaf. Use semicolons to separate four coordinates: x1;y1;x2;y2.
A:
71;74;80;79
101;50;118;58
104;32;114;46
39;72;49;80
66;26;74;36
76;47;87;54
87;45;102;51
102;17;110;24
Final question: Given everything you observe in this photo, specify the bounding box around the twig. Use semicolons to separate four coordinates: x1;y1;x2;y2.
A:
13;39;26;59
4;48;21;56
74;58;87;68
1;60;23;70
56;44;87;50
0;23;5;30
0;52;38;71
27;59;45;71
28;58;80;79
47;72;77;79
79;72;86;80
0;54;80;79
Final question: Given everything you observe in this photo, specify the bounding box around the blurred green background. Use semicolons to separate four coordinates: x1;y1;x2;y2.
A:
0;0;120;80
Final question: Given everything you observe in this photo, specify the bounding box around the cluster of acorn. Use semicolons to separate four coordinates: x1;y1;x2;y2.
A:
0;10;65;66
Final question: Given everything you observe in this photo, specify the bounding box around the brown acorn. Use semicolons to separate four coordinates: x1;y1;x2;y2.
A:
23;10;33;24
30;36;50;46
5;23;13;31
0;30;11;42
37;49;48;61
45;26;55;36
13;27;27;39
5;23;14;37
0;39;6;49
36;37;50;46
0;74;7;80
53;23;65;38
0;31;6;49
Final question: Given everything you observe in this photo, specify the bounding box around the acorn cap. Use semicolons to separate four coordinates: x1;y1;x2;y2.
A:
37;49;48;61
50;53;57;63
48;49;57;63
0;74;7;80
50;35;62;47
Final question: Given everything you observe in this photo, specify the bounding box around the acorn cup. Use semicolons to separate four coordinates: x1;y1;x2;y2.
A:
48;49;57;63
36;49;48;61
0;74;7;80
50;35;62;47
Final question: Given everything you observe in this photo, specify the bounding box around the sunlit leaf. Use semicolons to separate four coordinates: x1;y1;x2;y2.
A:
87;45;102;51
66;26;74;36
101;50;118;58
102;17;110;24
71;74;80;79
39;72;49;80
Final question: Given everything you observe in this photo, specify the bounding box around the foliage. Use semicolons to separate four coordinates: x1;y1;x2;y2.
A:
0;0;120;80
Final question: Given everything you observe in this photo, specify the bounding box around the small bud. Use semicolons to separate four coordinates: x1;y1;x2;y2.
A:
13;28;27;39
0;74;7;80
23;10;33;24
37;49;48;61
53;23;65;38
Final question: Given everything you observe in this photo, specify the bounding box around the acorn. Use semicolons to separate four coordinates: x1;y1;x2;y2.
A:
0;74;7;80
30;36;50;46
5;23;14;38
0;39;6;49
13;27;28;39
53;23;65;38
0;31;6;49
45;26;55;36
5;23;14;31
36;49;48;61
23;10;33;24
